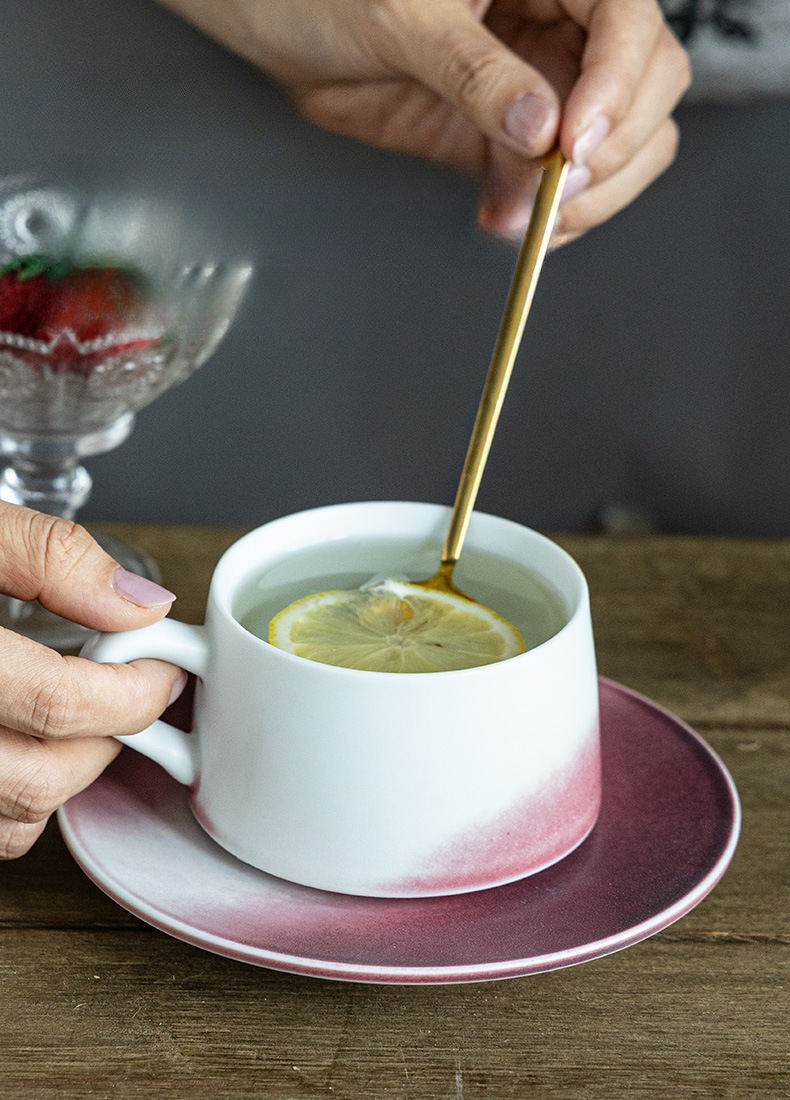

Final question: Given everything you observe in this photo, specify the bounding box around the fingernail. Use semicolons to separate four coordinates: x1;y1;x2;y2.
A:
572;116;610;165
112;566;176;608
561;164;591;203
504;94;556;151
168;670;188;706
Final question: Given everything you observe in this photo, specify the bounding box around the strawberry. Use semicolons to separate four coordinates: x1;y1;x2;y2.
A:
0;255;52;336
0;256;161;375
35;265;151;343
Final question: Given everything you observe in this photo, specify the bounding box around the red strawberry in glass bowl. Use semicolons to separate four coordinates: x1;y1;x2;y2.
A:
0;255;165;376
37;265;151;341
0;255;51;337
0;174;252;649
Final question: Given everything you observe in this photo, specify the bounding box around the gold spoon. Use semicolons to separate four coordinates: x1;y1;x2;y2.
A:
417;147;570;598
272;149;569;641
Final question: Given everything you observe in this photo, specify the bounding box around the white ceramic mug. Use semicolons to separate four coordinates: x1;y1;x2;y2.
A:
82;501;601;897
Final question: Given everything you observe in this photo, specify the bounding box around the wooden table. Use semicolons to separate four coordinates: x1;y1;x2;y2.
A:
1;524;787;1098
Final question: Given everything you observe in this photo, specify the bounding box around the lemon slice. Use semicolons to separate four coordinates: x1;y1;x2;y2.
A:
268;580;526;673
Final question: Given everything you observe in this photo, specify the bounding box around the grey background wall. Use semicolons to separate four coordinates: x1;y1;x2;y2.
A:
2;0;789;535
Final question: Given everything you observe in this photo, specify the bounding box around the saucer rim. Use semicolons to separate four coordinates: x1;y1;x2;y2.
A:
57;678;741;984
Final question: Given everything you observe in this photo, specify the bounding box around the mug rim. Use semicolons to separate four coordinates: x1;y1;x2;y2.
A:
208;500;590;678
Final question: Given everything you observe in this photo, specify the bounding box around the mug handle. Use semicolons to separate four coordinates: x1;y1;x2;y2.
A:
80;619;209;786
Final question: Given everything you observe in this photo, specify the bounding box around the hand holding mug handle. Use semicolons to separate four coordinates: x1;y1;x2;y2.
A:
81;620;209;786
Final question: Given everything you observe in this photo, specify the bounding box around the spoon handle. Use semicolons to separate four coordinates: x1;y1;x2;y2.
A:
441;148;570;569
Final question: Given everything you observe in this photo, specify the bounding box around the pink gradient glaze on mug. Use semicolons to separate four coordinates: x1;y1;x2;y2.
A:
81;501;601;897
383;729;602;895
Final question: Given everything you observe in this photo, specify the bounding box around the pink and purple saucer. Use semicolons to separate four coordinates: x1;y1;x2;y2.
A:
58;679;740;984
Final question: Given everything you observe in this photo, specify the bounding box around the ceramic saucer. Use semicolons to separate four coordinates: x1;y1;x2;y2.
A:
58;679;740;984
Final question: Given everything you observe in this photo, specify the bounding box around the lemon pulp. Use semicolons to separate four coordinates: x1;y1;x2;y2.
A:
268;580;526;673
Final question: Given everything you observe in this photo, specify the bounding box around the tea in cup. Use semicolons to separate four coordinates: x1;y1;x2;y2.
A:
82;501;601;897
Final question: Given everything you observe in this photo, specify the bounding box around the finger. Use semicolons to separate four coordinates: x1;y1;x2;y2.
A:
478;138;584;239
0;503;176;633
548;228;584;250
295;78;487;176
0;729;121;858
477;143;543;235
573;26;690;182
0;816;49;860
554;116;680;239
381;0;561;158
0;730;120;858
0;626;186;739
559;0;682;164
0;727;121;824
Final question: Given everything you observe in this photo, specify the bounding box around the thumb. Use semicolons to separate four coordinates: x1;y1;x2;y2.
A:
0;504;176;632
383;0;560;157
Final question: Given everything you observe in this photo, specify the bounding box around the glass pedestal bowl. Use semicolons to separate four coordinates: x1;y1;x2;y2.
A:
0;178;252;648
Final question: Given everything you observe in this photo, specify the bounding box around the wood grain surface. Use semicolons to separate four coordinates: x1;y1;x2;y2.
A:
1;525;787;1099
